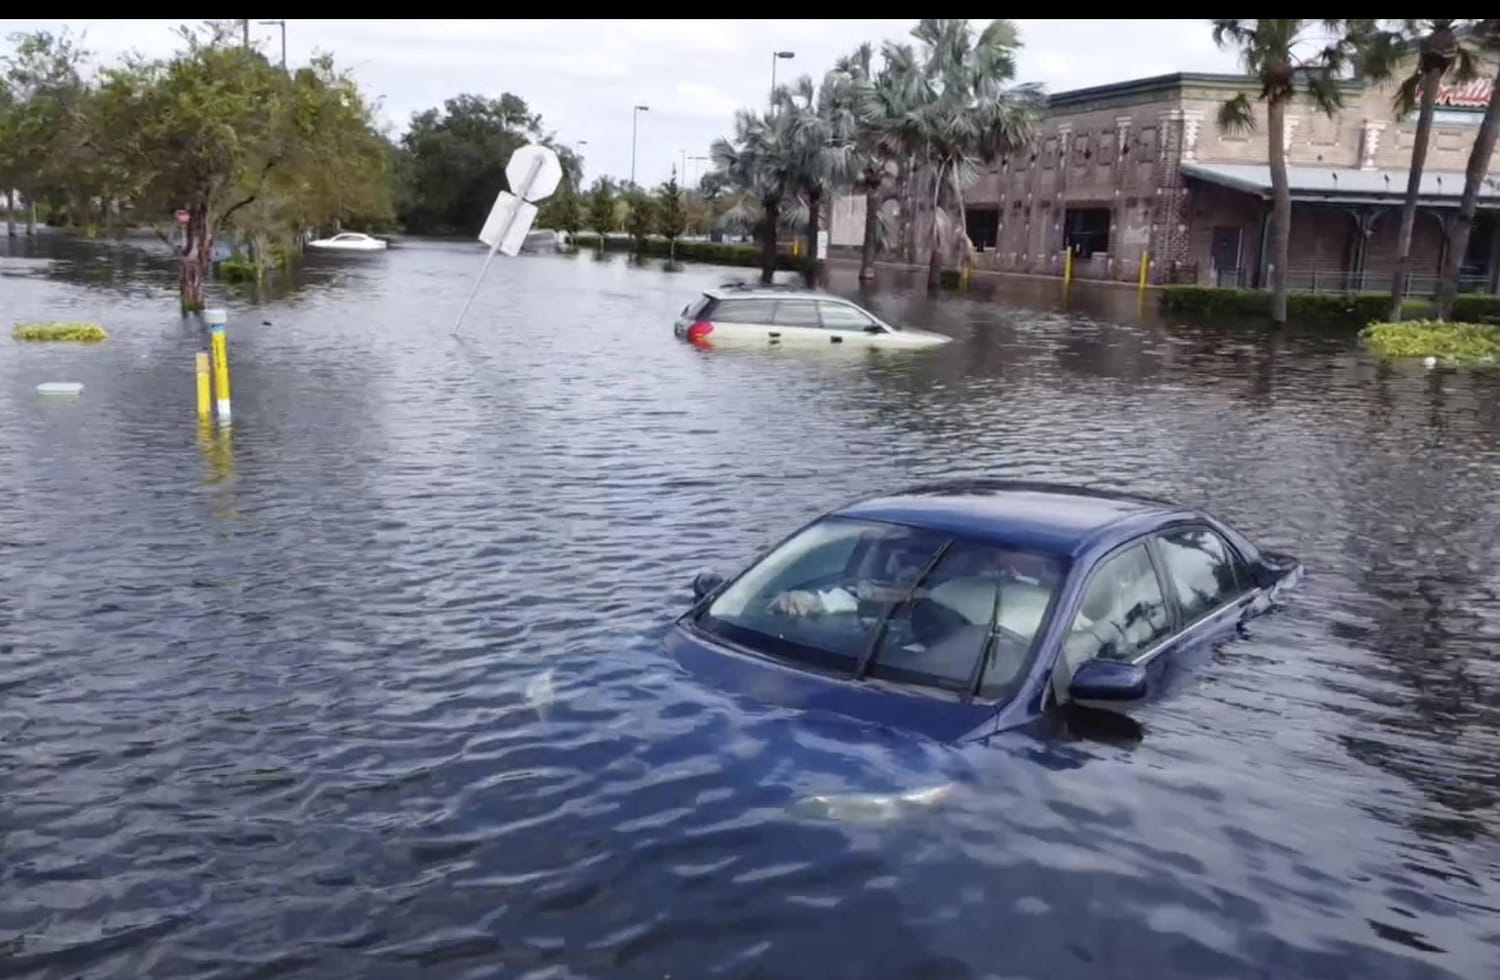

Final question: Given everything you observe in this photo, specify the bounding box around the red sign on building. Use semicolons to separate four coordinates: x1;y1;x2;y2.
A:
1434;78;1494;110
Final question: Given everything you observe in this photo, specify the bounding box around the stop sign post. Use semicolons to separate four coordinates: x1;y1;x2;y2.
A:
452;143;564;336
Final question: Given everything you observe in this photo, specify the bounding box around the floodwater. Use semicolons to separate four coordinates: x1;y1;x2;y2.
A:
2;234;1498;979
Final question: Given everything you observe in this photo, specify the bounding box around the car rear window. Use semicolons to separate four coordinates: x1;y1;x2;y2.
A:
685;294;715;319
710;299;778;323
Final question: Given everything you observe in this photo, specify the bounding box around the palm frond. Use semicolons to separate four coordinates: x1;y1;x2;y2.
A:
1393;71;1424;116
1218;93;1256;133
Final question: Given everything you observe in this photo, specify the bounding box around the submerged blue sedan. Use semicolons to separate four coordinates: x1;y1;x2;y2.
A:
667;481;1302;743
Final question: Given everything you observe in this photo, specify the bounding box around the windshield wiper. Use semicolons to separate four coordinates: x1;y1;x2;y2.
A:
853;540;952;681
963;573;1007;703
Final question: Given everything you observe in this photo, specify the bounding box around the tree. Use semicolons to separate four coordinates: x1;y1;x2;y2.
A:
84;22;389;309
776;72;861;286
835;41;924;281
1363;21;1481;319
908;19;1043;290
711;107;795;282
1213;19;1378;323
393;91;578;236
623;188;657;255
0;29;91;236
586;176;616;247
656;168;686;260
1435;21;1500;320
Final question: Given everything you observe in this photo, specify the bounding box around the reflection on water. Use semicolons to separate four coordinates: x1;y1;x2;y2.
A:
1;230;1497;979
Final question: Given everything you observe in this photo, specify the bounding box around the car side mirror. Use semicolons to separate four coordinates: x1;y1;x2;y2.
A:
691;571;727;601
1068;658;1147;702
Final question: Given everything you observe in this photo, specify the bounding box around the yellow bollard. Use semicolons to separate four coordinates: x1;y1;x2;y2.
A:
205;307;231;424
195;351;211;419
1063;247;1073;286
960;266;970;290
1137;252;1151;292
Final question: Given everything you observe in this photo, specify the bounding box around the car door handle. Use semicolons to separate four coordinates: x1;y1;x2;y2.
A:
829;335;843;344
768;331;781;342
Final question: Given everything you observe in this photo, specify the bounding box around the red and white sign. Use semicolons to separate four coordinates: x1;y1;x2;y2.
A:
175;209;191;226
1435;78;1494;110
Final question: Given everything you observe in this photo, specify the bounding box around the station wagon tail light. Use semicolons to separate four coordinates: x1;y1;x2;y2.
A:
686;321;714;342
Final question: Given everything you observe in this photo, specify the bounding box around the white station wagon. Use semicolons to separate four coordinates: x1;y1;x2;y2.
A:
674;284;951;350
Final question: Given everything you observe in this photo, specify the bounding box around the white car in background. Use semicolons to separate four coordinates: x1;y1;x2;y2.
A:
307;232;388;252
674;284;951;350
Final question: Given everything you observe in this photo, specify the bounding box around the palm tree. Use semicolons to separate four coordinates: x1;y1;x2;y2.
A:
907;19;1042;291
836;41;925;281
776;73;860;286
1363;21;1478;319
1213;19;1378;324
710;107;795;283
1435;20;1500;320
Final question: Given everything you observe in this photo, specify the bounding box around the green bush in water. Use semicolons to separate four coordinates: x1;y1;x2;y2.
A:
13;321;108;342
218;256;259;283
1358;321;1500;363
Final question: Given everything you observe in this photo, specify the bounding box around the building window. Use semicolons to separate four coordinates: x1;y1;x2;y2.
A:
1137;126;1158;162
1097;132;1117;166
1064;208;1111;258
967;207;999;251
1042;137;1059;170
1072;133;1091;167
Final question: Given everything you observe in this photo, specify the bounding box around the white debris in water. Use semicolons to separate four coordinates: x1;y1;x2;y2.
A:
1423;356;1438;369
524;668;557;720
790;783;956;824
36;382;84;396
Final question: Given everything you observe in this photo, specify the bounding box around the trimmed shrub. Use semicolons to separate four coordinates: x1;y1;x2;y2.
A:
1358;321;1500;363
938;268;963;289
1162;286;1500;328
567;233;796;270
218;256;259;283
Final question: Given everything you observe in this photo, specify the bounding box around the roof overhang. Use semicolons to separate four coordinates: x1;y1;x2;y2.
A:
1181;162;1500;210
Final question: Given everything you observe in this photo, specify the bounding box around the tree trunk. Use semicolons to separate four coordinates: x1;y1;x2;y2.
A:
859;181;880;282
1435;60;1500;320
926;163;945;291
1267;97;1291;324
802;186;821;287
26;200;37;236
5;189;14;238
178;211;212;312
896;160;914;264
759;199;779;284
1389;66;1442;321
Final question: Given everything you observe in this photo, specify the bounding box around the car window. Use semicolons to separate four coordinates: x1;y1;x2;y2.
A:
818;302;877;331
684;294;714;319
701;518;949;672
710;299;778;324
869;541;1065;696
1156;527;1247;623
1062;544;1171;667
772;300;822;328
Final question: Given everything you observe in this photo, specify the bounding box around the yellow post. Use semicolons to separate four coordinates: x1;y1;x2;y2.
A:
195;352;211;419
1063;247;1073;285
960;265;970;290
205;308;231;423
1137;251;1151;292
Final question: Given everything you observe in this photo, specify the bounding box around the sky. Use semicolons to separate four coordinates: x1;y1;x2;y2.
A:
1;19;1242;188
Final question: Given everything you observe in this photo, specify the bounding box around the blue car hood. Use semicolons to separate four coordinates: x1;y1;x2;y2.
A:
665;624;1000;743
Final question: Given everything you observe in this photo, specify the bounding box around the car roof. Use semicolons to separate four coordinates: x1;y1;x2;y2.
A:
832;480;1199;558
703;282;857;303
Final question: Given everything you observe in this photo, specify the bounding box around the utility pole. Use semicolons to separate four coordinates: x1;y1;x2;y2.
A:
259;20;287;71
241;19;249;49
630;105;649;189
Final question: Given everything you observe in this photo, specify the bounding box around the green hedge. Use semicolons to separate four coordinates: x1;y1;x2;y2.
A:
567;233;797;270
1160;285;1500;328
1359;320;1500;362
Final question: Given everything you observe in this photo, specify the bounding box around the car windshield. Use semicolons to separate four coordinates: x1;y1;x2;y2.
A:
696;517;1066;700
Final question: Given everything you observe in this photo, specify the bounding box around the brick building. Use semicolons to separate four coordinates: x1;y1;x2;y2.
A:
831;61;1500;293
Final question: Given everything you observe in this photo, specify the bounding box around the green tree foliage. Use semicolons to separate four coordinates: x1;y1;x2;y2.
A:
392;92;580;235
71;21;389;308
586;177;617;244
0;29;91;235
538;183;583;243
623;189;657;254
656;170;686;258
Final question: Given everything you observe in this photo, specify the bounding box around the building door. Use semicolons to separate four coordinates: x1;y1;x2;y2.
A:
1210;227;1242;287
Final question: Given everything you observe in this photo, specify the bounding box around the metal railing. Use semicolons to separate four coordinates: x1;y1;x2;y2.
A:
1214;268;1494;296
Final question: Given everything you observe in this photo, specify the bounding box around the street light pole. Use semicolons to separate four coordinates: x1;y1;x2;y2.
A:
258;20;286;70
630;105;649;189
770;50;795;104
